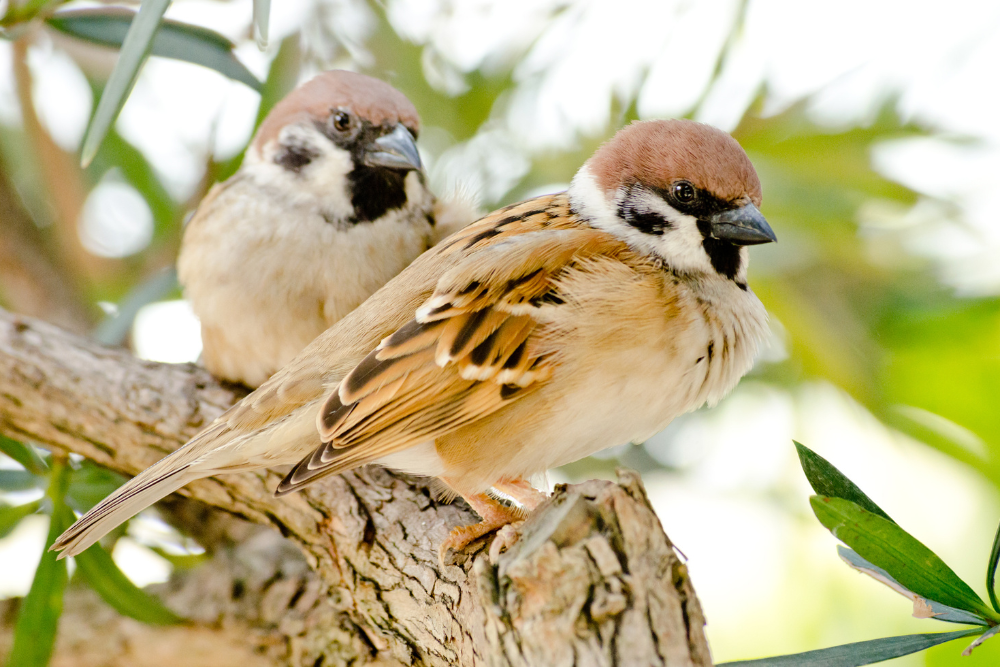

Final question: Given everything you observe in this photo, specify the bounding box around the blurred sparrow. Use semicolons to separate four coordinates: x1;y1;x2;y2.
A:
178;70;474;388
55;119;775;561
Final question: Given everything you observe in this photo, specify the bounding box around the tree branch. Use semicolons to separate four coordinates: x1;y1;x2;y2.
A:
0;307;713;666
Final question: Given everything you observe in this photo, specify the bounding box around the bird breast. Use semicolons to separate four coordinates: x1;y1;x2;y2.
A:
432;257;768;490
178;174;436;387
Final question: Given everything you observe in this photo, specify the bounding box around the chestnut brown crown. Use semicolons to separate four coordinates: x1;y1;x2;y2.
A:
253;70;421;151
588;119;762;207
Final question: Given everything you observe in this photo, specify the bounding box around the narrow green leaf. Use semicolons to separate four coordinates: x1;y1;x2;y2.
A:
252;0;270;49
716;628;982;666
811;496;998;620
47;8;261;92
837;546;988;625
794;441;892;522
0;468;44;492
0;500;42;539
77;0;172;167
0;435;49;475
148;545;209;570
92;268;179;347
86;128;179;241
253;24;298;125
211;32;299;181
963;623;1000;656
7;462;73;667
74;542;182;626
988;519;1000;615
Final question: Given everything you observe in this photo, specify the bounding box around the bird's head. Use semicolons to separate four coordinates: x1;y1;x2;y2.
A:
569;119;775;287
247;70;427;224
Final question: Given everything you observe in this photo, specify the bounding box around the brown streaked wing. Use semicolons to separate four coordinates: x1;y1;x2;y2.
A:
276;194;623;496
431;192;576;256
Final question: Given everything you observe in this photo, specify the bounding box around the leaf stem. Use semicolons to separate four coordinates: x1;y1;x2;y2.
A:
987;519;1000;615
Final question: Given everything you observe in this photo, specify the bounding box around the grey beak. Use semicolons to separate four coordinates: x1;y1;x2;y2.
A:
706;202;776;245
363;124;422;171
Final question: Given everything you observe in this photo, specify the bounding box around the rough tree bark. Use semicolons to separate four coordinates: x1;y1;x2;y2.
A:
0;307;713;667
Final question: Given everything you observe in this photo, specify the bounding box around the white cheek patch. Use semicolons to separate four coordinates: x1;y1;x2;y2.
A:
648;203;716;276
569;165;721;276
248;123;355;219
569;166;659;256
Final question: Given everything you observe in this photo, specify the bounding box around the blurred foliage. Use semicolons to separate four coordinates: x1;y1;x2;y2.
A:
7;458;71;667
0;0;998;665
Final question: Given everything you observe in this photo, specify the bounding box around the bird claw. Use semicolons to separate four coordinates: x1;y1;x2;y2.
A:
437;491;525;567
488;523;522;563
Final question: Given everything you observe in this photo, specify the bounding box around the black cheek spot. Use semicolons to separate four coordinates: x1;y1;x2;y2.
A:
618;201;670;236
275;144;318;173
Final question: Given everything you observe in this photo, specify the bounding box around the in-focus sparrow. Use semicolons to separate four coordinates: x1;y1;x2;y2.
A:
55;119;775;560
178;70;473;388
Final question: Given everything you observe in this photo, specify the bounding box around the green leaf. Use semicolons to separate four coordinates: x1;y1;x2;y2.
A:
47;8;261;93
0;468;44;492
252;0;269;49
147;545;209;570
794;441;892;522
837;546;988;625
7;461;73;667
963;623;1000;656
716;628;982;666
92;268;179;347
76;0;172;167
0;435;49;475
811;496;998;621
211;32;300;181
86;128;180;242
988;519;1000;615
0;500;42;539
74;542;182;626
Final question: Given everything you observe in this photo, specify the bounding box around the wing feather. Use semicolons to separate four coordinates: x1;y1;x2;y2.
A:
276;193;628;495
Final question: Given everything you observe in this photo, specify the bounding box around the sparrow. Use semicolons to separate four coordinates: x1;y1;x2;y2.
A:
177;70;475;388
54;119;775;561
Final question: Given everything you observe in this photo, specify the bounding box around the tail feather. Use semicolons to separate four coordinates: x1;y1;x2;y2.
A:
53;407;317;557
49;423;234;559
51;455;202;558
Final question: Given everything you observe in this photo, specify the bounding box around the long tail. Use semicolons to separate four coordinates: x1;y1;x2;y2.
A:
51;425;229;558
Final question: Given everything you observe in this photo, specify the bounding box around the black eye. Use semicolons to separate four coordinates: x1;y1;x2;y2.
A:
332;110;352;132
673;181;696;204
